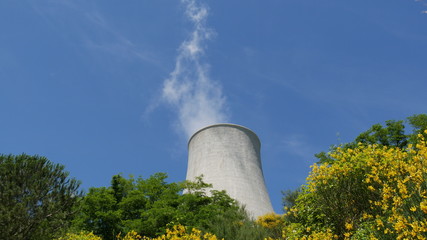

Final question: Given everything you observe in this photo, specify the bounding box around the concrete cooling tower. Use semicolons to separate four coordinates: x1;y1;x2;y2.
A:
186;123;274;218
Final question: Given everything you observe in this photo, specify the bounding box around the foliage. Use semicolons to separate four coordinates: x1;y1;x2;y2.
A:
257;213;284;229
256;213;284;239
281;188;301;210
408;114;427;144
204;207;273;240
0;154;81;240
56;232;102;240
143;224;221;240
72;173;249;240
117;230;142;240
56;226;219;240
285;131;427;239
316;114;427;164
59;223;273;240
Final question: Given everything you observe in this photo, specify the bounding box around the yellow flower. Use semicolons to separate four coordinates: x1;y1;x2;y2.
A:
144;225;223;240
420;200;427;214
394;219;406;232
256;213;284;229
345;222;353;230
376;218;384;228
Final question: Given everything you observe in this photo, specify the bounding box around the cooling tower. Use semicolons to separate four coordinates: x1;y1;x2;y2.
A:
186;123;274;218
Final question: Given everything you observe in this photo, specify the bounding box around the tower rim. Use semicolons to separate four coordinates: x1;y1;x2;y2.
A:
188;123;261;148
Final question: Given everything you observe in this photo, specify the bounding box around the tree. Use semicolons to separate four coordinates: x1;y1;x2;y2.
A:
316;114;427;163
72;173;252;240
408;114;427;144
355;120;407;148
0;154;82;240
282;188;301;210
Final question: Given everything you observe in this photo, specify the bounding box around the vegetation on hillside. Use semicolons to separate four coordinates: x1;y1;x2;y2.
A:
70;173;273;240
2;114;427;239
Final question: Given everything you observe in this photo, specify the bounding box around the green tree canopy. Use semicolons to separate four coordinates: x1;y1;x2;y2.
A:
0;154;82;240
315;114;427;164
72;173;252;240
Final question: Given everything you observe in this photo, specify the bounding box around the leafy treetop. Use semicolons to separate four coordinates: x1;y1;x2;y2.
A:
315;114;427;164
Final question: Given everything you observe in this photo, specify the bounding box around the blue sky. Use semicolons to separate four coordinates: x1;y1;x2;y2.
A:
1;0;426;213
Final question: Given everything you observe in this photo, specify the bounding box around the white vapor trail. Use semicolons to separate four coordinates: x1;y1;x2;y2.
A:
162;0;228;138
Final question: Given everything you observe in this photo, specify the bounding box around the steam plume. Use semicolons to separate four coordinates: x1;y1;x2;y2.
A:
162;0;228;138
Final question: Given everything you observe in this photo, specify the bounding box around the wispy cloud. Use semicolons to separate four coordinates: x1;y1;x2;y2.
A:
162;0;229;138
28;0;159;65
415;0;427;13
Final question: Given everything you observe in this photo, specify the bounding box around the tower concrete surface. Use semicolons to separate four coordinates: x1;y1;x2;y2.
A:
186;123;274;218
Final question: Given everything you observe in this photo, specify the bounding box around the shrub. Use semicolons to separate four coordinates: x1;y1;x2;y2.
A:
285;132;427;239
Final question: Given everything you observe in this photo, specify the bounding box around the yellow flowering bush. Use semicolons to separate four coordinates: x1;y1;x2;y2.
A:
256;213;285;239
117;230;142;240
285;131;427;239
57;226;220;240
257;213;284;229
56;232;102;240
143;224;222;240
